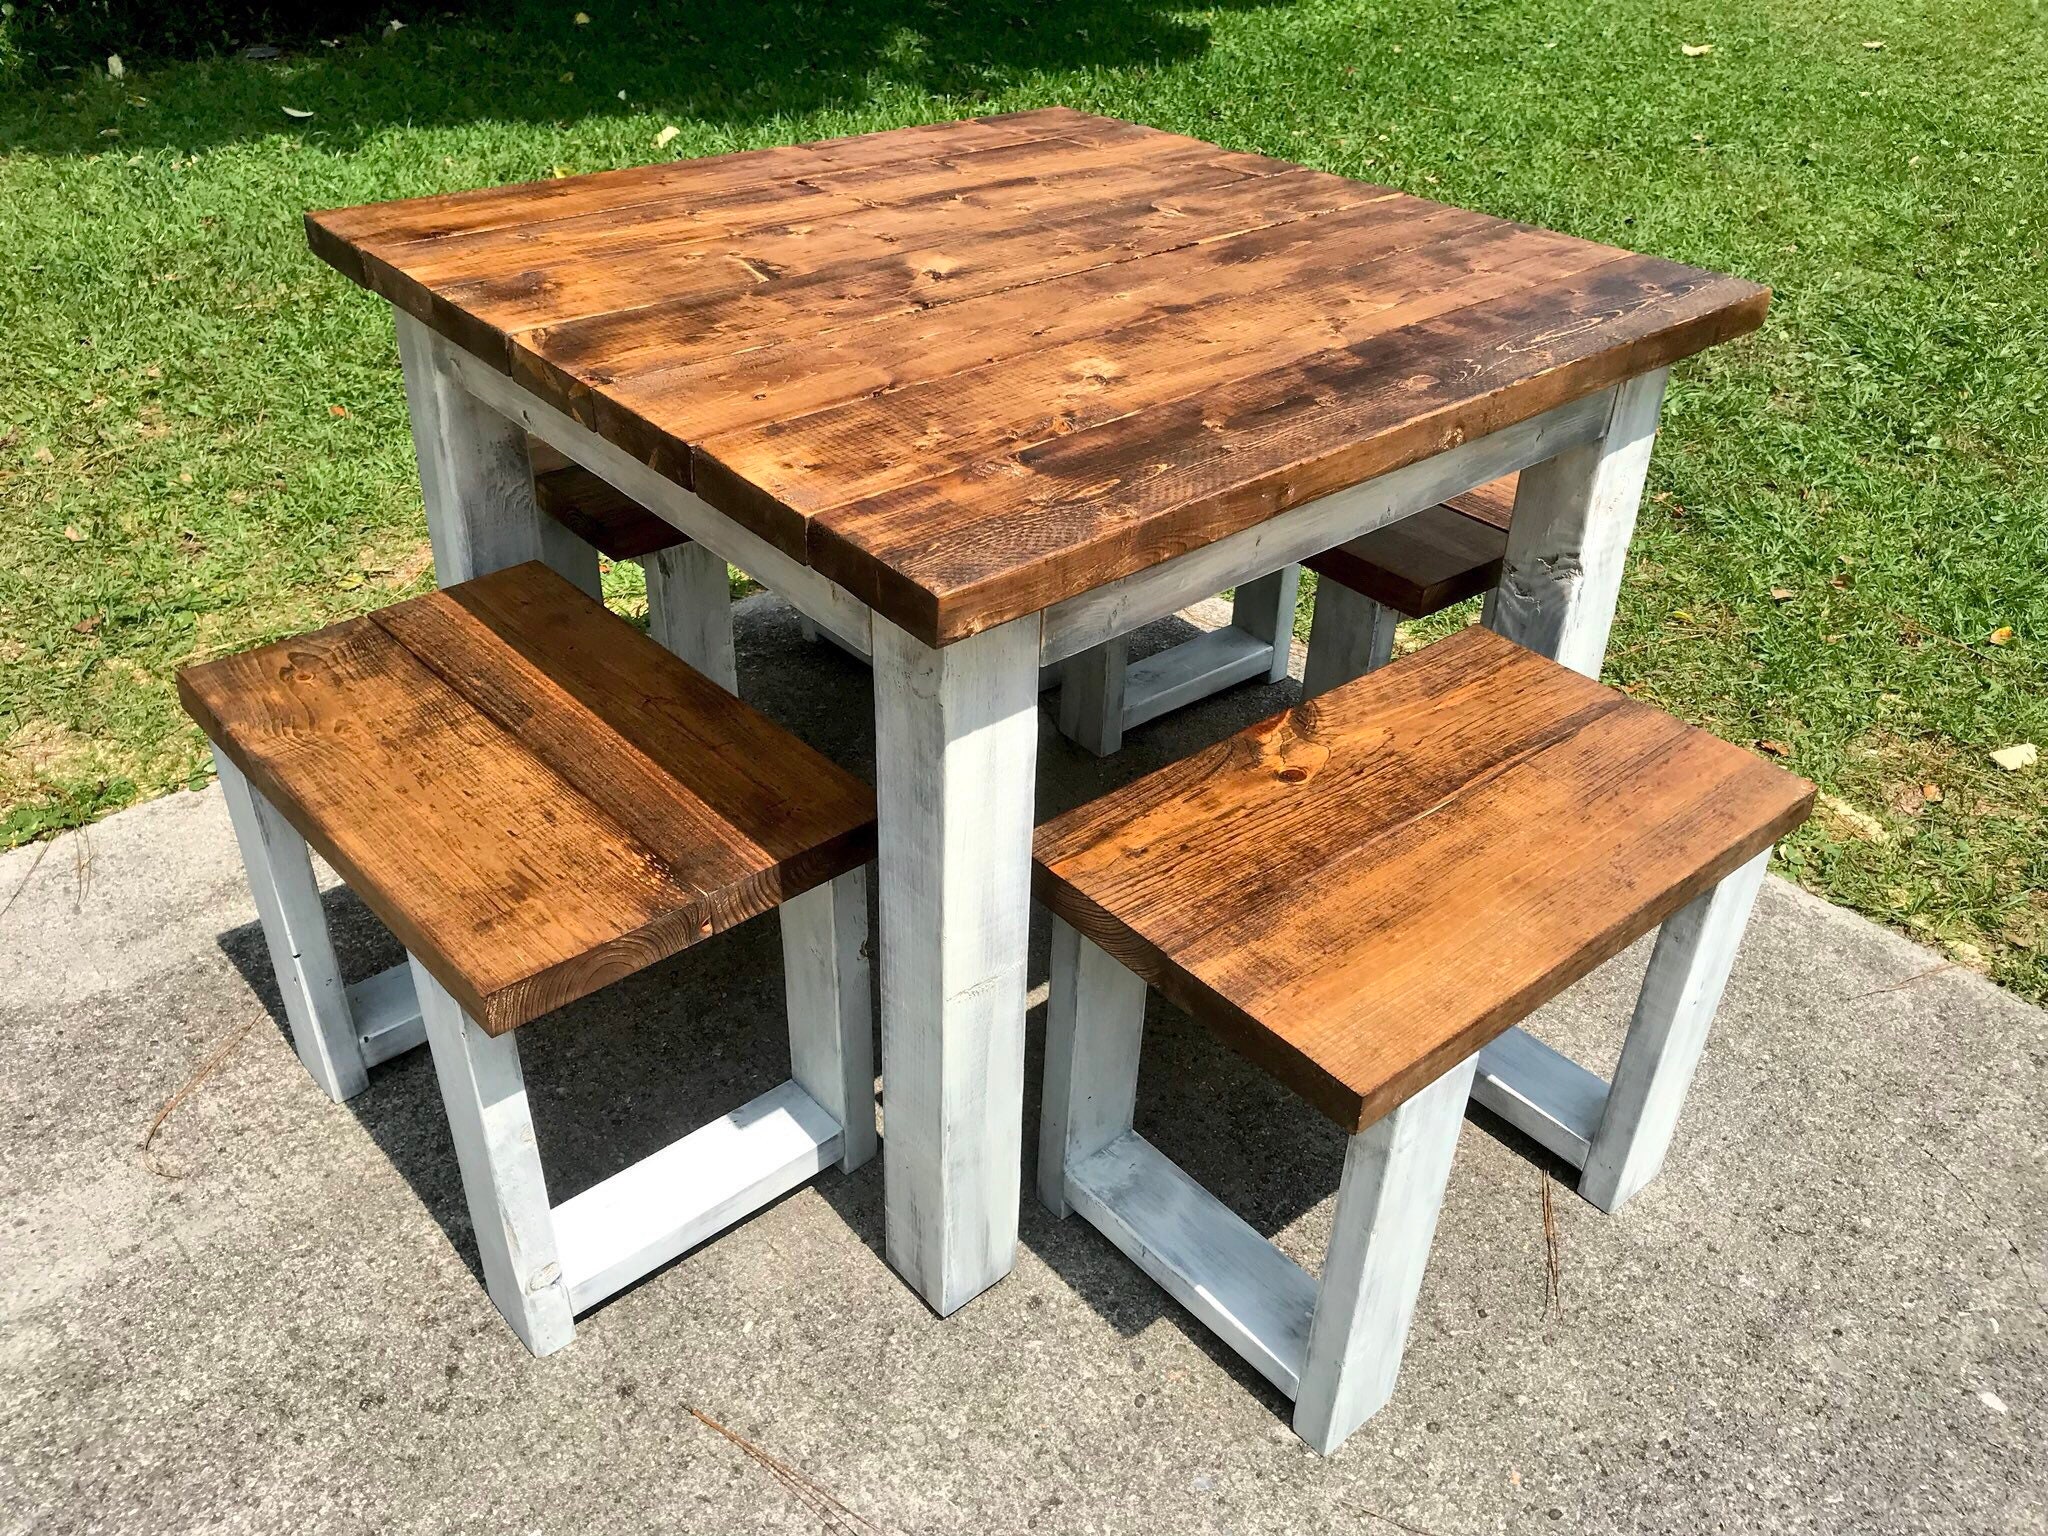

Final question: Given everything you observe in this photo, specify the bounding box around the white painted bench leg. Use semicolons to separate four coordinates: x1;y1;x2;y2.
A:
781;868;878;1174
1485;369;1667;677
1301;581;1401;700
1578;850;1770;1213
872;614;1040;1315
643;542;739;694
411;957;576;1357
1057;637;1128;757
212;746;368;1103
395;310;593;596
1293;1053;1478;1455
1232;564;1302;684
1037;920;1148;1219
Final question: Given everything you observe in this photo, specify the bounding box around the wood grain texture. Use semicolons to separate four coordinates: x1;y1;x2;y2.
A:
529;437;686;561
179;563;875;1033
1305;475;1516;618
1032;627;1814;1132
311;111;1768;647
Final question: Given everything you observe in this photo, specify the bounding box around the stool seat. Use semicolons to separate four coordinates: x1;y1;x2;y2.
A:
180;561;874;1034
530;437;690;561
1304;474;1514;619
1034;625;1813;1133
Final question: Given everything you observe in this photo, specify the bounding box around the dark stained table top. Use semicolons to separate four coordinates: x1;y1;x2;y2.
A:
309;108;1768;647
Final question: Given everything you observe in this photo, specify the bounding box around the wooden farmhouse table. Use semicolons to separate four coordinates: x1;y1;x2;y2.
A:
307;107;1768;1317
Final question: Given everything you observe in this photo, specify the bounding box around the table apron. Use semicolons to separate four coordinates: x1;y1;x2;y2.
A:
425;327;878;656
1035;385;1617;667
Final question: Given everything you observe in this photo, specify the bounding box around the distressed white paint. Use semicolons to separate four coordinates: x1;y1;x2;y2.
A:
1579;849;1769;1212
411;958;577;1356
1485;369;1669;677
347;961;426;1068
1300;583;1401;699
1038;388;1613;666
871;613;1041;1315
1067;1129;1317;1396
1230;564;1302;684
780;869;878;1173
1057;637;1128;756
552;1079;842;1312
644;542;740;693
424;323;873;651
1469;1025;1608;1169
1037;920;1148;1217
212;748;368;1102
1292;1053;1479;1455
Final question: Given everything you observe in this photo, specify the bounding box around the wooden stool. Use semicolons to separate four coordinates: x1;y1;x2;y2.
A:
180;563;877;1355
528;437;741;692
1301;475;1515;696
1032;628;1812;1452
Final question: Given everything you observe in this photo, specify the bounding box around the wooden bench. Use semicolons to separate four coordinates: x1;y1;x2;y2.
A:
1033;627;1813;1451
180;562;878;1355
1054;475;1518;756
527;436;741;691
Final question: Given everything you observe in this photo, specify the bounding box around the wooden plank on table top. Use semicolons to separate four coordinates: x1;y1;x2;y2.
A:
1032;628;1815;1131
306;107;1145;273
694;214;1621;532
179;565;875;1033
801;257;1768;641
1304;480;1514;616
382;148;1316;377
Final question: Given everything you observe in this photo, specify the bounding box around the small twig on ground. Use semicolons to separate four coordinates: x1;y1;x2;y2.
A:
0;839;54;927
72;827;95;909
140;1014;256;1174
1917;1146;2048;1319
1844;961;1957;1002
1355;1504;1450;1536
1541;1172;1564;1321
689;1407;889;1536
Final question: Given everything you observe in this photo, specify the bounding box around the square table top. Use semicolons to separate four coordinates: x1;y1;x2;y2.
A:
308;107;1768;647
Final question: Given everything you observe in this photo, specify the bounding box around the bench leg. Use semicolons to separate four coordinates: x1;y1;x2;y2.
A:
781;868;878;1174
1293;1053;1478;1455
1301;582;1401;700
212;747;369;1103
1485;368;1667;677
643;543;739;693
1578;850;1769;1213
1038;920;1148;1218
1058;638;1128;757
411;958;577;1357
1231;564;1302;684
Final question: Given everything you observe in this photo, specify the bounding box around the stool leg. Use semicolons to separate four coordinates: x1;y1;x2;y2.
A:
1293;1053;1478;1455
412;958;575;1357
1301;582;1401;699
1232;564;1303;684
781;867;878;1173
539;522;603;603
212;747;368;1103
1579;849;1770;1213
1058;638;1128;757
643;544;739;693
1037;920;1147;1218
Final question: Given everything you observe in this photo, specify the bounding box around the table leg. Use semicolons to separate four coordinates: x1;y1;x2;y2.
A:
393;310;598;594
871;614;1042;1315
1485;368;1669;676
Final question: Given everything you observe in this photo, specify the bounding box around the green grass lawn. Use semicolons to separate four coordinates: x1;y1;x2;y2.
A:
2;0;2043;999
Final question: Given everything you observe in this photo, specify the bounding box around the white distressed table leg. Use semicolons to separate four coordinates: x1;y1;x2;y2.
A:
1579;850;1770;1213
1293;1054;1478;1455
411;957;576;1356
212;747;368;1103
1301;582;1401;699
781;868;878;1173
1232;564;1303;683
643;543;739;693
1058;637;1128;757
1037;920;1148;1218
872;614;1041;1315
394;309;588;593
1485;369;1669;677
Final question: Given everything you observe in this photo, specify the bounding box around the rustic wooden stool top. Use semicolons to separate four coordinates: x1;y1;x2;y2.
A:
309;107;1766;649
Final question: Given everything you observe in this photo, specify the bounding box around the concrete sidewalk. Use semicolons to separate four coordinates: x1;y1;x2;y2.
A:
2;596;2042;1535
